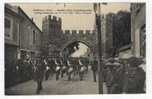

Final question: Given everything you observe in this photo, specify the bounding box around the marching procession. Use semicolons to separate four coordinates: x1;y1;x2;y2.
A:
5;54;146;94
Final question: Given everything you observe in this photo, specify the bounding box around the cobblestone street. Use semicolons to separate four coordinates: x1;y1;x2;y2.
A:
5;70;107;95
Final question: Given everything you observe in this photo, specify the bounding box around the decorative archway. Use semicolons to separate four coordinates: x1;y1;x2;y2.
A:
61;39;93;52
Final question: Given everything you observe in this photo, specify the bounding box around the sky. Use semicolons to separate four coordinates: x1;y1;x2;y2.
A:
11;3;130;31
71;43;89;57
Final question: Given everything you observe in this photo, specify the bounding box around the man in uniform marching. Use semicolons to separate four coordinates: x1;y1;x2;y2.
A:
33;57;46;94
91;60;98;82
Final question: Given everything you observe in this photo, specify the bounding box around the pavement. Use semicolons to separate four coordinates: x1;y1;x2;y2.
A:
5;70;107;95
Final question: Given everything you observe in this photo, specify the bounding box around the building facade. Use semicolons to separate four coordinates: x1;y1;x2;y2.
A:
131;3;146;58
5;4;43;87
18;7;42;59
5;4;21;70
5;4;42;68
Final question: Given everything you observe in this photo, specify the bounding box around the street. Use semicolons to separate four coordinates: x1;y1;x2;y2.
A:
5;70;107;95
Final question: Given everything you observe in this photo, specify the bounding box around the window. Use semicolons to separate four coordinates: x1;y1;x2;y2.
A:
5;17;13;39
140;24;146;57
33;30;36;44
13;22;19;41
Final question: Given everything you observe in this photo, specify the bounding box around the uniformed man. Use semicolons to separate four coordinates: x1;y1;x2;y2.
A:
44;59;51;80
67;59;73;81
91;60;98;82
79;59;86;81
34;58;46;94
55;58;62;80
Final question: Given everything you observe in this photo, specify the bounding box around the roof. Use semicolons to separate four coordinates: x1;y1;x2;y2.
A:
18;7;42;33
5;4;21;18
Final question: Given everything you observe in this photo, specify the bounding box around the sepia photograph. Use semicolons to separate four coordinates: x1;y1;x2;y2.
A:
4;3;146;95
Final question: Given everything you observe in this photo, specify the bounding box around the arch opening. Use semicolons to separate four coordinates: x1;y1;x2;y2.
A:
61;41;93;60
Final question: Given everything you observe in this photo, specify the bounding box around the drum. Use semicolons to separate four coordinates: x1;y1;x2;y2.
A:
56;66;60;72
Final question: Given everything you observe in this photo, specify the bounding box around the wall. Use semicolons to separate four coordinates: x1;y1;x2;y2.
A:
131;4;146;57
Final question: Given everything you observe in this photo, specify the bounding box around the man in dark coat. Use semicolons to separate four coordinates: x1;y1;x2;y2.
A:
104;58;123;94
123;57;145;93
34;58;46;94
91;60;98;82
105;66;114;93
48;59;56;76
110;63;125;94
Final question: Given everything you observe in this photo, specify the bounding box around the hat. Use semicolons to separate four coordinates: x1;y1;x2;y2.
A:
128;57;143;67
